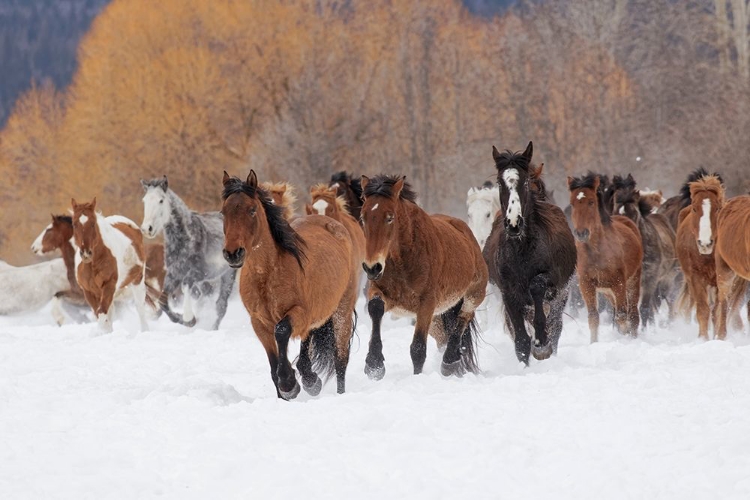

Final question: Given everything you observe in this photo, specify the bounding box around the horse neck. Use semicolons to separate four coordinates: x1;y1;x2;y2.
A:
391;201;424;262
244;211;281;274
163;191;193;242
60;238;80;291
89;215;109;258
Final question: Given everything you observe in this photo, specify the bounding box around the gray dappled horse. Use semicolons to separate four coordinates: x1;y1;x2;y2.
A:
141;176;236;329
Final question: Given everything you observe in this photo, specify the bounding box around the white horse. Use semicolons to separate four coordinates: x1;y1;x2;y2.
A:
466;182;504;330
0;259;71;321
467;182;501;249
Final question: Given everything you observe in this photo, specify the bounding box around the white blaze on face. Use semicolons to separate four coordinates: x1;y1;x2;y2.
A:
619;205;626;215
78;214;89;225
312;199;328;215
503;169;521;227
31;224;51;254
577;191;586;200
698;198;712;249
371;203;379;211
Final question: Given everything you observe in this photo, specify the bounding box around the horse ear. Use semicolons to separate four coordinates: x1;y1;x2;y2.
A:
277;184;286;195
71;198;77;208
160;175;168;192
522;141;533;161
222;171;231;186
627;173;634;182
360;175;370;194
592;176;601;191
140;178;148;191
538;163;544;176
566;176;573;188
468;187;476;196
50;213;56;221
91;197;97;210
492;145;501;163
246;170;258;188
392;176;406;200
305;204;313;215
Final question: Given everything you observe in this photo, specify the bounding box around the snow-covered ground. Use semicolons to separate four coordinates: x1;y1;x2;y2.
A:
1;296;750;499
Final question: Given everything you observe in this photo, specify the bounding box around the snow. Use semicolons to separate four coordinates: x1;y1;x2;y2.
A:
2;297;750;499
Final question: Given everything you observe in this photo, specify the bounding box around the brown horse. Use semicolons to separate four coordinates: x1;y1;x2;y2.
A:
715;195;750;338
675;174;728;339
658;168;714;231
306;184;366;278
359;175;488;378
568;174;643;341
71;198;149;332
329;171;364;220
614;183;679;329
260;181;297;221
33;214;166;315
222;171;359;399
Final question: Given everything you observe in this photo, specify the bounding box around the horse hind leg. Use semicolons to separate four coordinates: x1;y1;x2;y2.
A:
331;303;355;394
626;270;641;336
297;334;323;397
547;283;570;355
212;269;236;330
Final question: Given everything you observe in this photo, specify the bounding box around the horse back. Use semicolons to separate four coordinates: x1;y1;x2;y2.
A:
717;196;750;279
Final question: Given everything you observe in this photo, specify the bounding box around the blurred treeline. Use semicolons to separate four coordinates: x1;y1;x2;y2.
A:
1;0;749;263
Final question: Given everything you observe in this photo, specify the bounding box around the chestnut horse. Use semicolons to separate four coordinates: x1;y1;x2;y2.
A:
613;182;679;329
329;171;364;220
222;171;358;399
485;143;576;362
568;173;643;341
306;183;365;279
715;195;750;338
359;175;488;378
260;181;297;221
71;198;149;332
33;214;166;315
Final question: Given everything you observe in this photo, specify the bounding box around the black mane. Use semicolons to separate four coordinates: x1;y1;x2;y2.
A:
222;177;306;267
493;149;530;173
679;167;722;204
612;174;636;193
363;175;418;203
617;187;653;218
569;172;612;225
55;215;73;225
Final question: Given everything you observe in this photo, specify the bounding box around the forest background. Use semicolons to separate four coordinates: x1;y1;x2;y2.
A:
1;0;749;263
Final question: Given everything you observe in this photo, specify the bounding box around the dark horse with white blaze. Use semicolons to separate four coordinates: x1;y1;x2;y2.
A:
485;142;576;363
360;175;488;378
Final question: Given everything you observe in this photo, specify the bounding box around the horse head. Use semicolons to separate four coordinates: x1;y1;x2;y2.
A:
140;175;170;238
492;141;535;239
567;173;611;243
32;214;73;256
71;198;99;263
687;175;724;255
309;184;343;218
359;174;416;281
466;184;500;248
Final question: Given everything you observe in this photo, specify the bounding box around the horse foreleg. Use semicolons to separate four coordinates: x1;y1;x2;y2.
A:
502;292;531;364
332;303;355;394
411;305;436;375
181;283;196;324
691;280;711;340
714;254;735;340
626;270;641;336
579;279;599;343
212;269;236;330
364;295;386;380
253;319;281;399
96;279;117;333
274;310;303;400
529;273;553;360
131;282;149;332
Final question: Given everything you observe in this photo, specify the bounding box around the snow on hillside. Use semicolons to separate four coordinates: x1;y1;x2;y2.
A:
1;297;749;499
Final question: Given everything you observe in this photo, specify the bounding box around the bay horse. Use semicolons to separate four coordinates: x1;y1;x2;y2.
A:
485;143;576;363
306;183;366;278
33;214;166;316
568;173;643;341
329;171;364;220
71;198;149;332
714;195;750;338
467;181;501;249
613;183;679;328
141;176;236;330
222;171;359;399
360;174;488;378
260;181;297;221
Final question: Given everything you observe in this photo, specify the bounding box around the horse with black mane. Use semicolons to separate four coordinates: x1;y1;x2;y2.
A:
359;174;487;378
485;142;576;363
329;171;364;220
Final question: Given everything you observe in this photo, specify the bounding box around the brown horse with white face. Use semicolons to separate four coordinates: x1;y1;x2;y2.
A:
714;194;750;338
359;175;488;378
71;198;149;332
222;171;358;399
306;183;365;279
568;174;643;341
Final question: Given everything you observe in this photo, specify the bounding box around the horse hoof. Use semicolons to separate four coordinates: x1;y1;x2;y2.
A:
279;380;301;401
531;342;553;360
302;375;322;397
364;363;385;381
440;360;464;378
183;317;197;328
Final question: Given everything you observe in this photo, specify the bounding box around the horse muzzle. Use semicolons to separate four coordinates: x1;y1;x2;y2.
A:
573;229;590;243
697;240;714;255
79;249;93;263
504;218;524;239
223;247;246;268
363;261;384;281
141;225;157;239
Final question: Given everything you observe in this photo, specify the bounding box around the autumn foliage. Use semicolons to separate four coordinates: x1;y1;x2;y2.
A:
0;0;747;263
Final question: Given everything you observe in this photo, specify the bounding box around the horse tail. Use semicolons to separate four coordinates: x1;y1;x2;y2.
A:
676;280;693;321
309;319;337;382
144;282;162;310
460;314;481;374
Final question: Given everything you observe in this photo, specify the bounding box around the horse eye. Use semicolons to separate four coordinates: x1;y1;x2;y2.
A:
159;199;164;204
485;213;491;219
386;215;394;224
588;201;594;206
250;208;257;216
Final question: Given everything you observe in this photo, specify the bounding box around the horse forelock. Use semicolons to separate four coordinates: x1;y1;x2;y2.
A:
362;175;418;203
689;175;725;206
569;172;612;226
223;176;306;267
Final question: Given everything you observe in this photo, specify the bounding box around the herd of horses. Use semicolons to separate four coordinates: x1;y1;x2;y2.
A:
2;141;750;399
